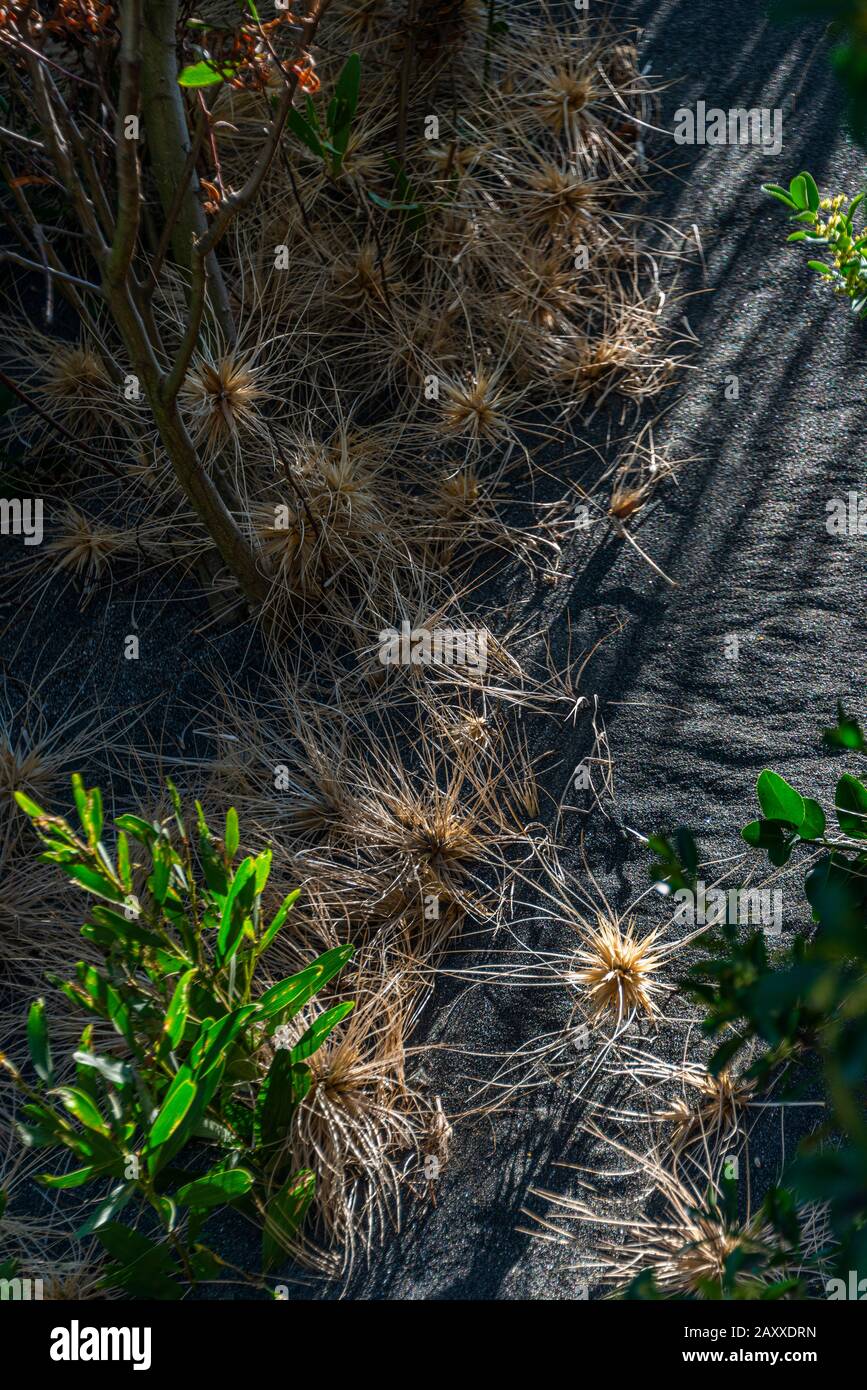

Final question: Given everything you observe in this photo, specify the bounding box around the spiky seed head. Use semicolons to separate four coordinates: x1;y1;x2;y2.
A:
181;355;266;450
571;915;665;1021
44;507;128;584
534;65;595;134
44;345;111;398
526;164;596;231
439;373;509;442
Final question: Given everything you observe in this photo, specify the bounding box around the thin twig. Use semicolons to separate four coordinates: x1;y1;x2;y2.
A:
395;0;417;162
33;224;53;324
0;248;103;293
0;124;44;152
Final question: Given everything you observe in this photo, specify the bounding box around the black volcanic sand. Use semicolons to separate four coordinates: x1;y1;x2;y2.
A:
1;0;861;1299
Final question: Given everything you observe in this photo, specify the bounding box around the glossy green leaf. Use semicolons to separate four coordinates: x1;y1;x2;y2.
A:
72;1050;132;1088
177;1167;253;1209
38;1165;102;1190
799;170;820;211
789;174;808;209
58;863;125;904
798;797;826;840
162;968;196;1052
51;1086;110;1135
291;1000;354;1062
225;807;239;859
178;60;238;88
835;774;867;838
259;888;301;952
257;943;354;1023
147;1074;197;1168
761;184;796;208
756;770;805;826
13;790;48;819
27;998;53;1084
114;813;158;845
191;1005;258;1078
254;1049;306;1150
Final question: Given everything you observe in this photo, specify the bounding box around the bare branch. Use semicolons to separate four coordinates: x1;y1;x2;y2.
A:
0;248;103;293
0;124;44;152
105;0;143;284
162;252;207;404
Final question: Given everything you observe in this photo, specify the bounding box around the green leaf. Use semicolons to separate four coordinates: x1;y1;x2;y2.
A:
262;1169;315;1270
177;1166;253;1209
58;862;125;904
762;183;796;208
27;998;53;1085
70;777;104;847
799;170;820;212
257;943;354;1024
216;857;256;964
13;790;48;819
808;260;835;276
38;1165;103;1190
823;704;865;752
196;802;229;894
798;797;826;840
835;773;867;838
114;813;158;845
254;1050;308;1150
259;888;301;952
756;770;805;826
789;174;808;209
741;818;795;866
68;965;133;1041
291;1000;354;1062
116;831;132;892
148;841;173;905
51;1086;110;1135
367;190;422;213
225;807;239;859
85;906;164;951
287;105;324;160
147;1074;197;1171
253;847;272;895
190;1006;259;1078
162;968;196;1052
326;52;361;174
178;60;238;88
